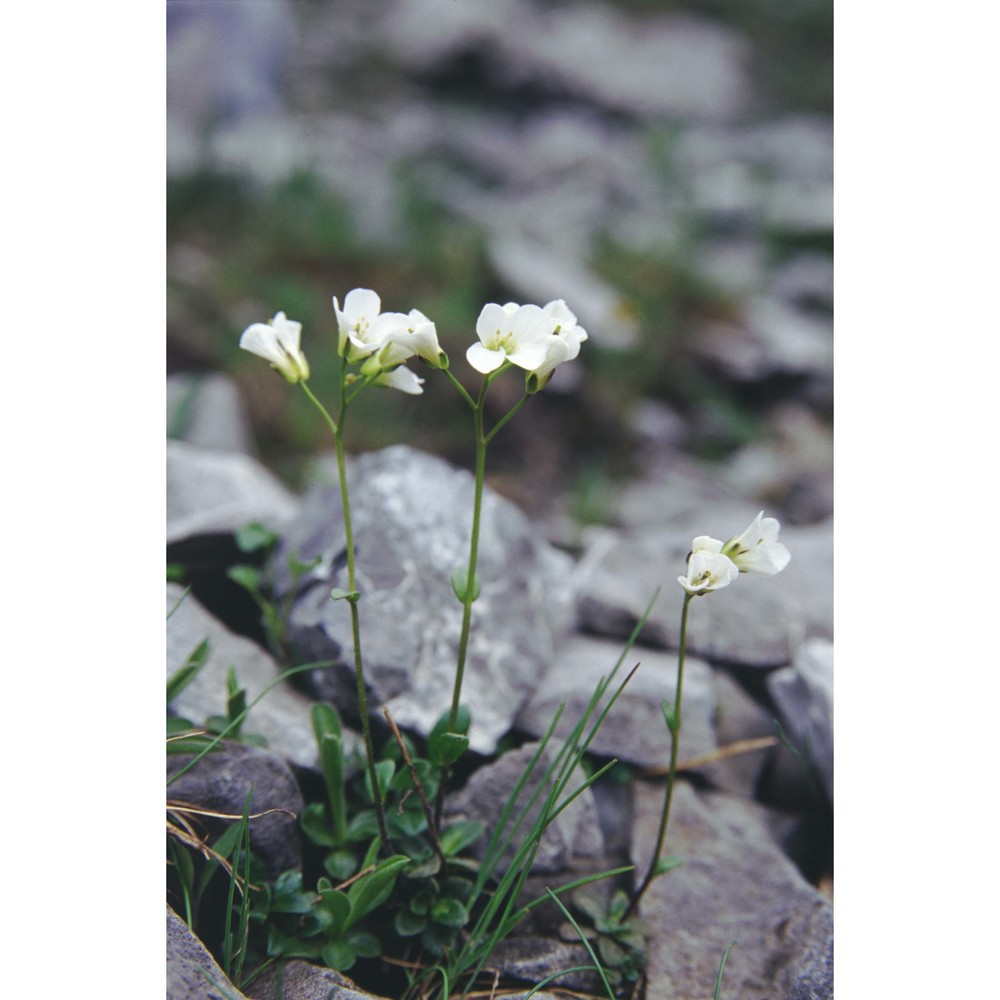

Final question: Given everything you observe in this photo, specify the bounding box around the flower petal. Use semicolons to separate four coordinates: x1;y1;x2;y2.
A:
466;342;506;373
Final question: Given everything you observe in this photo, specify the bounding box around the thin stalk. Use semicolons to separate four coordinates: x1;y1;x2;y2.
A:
300;375;391;850
628;592;693;915
448;379;488;733
433;381;487;827
384;707;445;870
435;372;524;825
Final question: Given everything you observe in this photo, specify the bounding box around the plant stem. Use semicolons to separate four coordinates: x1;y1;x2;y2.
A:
300;377;392;851
448;380;488;735
435;372;524;825
628;592;693;915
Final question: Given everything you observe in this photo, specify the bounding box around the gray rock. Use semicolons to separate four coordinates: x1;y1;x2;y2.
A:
445;742;604;876
574;518;832;668
246;960;391;1000
167;742;304;880
167;0;295;174
278;446;576;754
167;905;248;1000
167;583;326;770
387;0;749;123
697;669;778;798
767;638;834;803
609;454;749;533
632;781;833;999
481;936;599;994
516;634;717;769
168;374;254;455
691;295;833;382
167;441;299;545
723;404;834;526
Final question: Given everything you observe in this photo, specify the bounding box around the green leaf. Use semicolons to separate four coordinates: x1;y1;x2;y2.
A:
167;640;211;702
321;939;356;971
227;564;261;593
226;671;247;725
430;896;470;929
346;810;379;842
329;588;361;603
364;760;396;802
428;731;469;767
269;872;314;915
323;849;358;882
301;803;338;848
346;855;411;926
403;855;441;879
449;566;481;603
654;854;684;877
661;699;679;734
287;550;322;583
388;808;427;838
347;930;381;958
395;909;427;937
439;820;483;858
312;704;347;843
409;887;436;915
234;522;278;553
316;888;351;938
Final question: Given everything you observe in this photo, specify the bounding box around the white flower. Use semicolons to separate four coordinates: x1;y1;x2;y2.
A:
721;512;791;575
467;302;554;374
333;288;409;363
369;364;425;395
239;311;310;383
678;547;739;596
540;299;588;373
373;308;448;370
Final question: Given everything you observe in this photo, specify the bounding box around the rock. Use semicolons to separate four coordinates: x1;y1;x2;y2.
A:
167;374;254;455
609;453;750;533
723;404;834;526
691;295;833;382
167;742;304;880
386;0;750;123
167;905;248;1000
277;446;576;754
574;517;832;668
445;742;604;876
482;936;599;994
696;669;778;798
167;0;295;175
488;233;639;351
516;634;717;769
632;781;833;999
167;583;327;770
767;638;834;803
246;960;392;1000
167;441;299;545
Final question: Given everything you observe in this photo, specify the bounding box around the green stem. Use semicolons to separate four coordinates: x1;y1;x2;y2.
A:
299;376;392;851
484;391;529;445
628;592;693;915
434;372;523;824
448;381;488;734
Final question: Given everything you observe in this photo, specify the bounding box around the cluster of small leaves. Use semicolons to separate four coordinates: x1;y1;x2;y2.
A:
567;888;647;992
263;702;484;972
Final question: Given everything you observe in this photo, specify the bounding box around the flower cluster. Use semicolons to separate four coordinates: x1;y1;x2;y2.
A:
467;299;588;391
678;512;791;596
240;289;588;394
